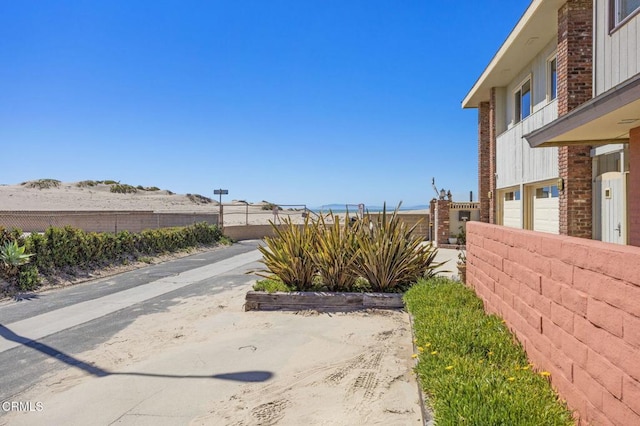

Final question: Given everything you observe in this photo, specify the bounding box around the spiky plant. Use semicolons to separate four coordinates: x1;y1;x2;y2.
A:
258;216;318;290
0;241;34;277
351;204;441;292
310;213;359;291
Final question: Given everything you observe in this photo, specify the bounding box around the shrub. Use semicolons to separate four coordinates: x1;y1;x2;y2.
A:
310;213;359;291
258;217;318;290
110;184;138;194
253;278;292;293
256;204;440;293
22;179;61;189
0;241;34;277
77;180;98;188
261;202;281;211
17;264;41;291
187;194;213;204
0;222;226;296
350;205;440;292
24;232;51;272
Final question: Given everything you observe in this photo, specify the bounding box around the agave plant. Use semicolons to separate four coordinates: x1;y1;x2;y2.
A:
309;213;360;291
258;216;318;290
351;204;441;292
0;240;34;277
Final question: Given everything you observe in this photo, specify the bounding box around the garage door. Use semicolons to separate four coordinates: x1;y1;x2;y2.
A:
502;189;521;229
532;185;559;234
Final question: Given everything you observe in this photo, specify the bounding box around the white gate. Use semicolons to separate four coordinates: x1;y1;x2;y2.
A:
594;172;627;244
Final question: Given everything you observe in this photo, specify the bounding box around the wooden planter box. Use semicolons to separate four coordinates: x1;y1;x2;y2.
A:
245;291;405;312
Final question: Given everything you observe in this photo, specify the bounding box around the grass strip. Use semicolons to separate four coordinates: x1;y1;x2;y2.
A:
404;277;574;425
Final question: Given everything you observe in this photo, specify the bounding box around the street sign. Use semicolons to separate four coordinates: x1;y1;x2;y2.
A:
214;189;229;195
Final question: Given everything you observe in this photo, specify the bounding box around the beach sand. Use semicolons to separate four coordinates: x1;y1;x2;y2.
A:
0;180;426;227
0;180;311;226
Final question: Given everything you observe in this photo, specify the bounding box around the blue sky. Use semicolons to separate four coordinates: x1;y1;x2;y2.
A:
1;1;530;208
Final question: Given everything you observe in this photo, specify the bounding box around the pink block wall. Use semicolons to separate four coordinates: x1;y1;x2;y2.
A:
630;127;640;247
466;222;640;425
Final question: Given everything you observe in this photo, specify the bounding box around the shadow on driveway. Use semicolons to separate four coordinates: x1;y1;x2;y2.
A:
0;324;272;382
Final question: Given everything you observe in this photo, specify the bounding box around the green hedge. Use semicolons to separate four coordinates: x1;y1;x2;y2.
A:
0;222;226;292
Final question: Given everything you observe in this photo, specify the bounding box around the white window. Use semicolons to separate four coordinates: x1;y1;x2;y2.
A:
548;57;557;101
504;190;521;201
514;78;532;123
535;185;559;199
612;0;640;27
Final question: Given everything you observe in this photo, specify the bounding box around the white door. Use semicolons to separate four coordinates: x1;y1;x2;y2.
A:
500;189;521;228
532;185;559;234
595;172;626;244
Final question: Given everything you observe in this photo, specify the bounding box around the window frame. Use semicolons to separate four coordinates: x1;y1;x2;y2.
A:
513;75;533;124
546;54;557;102
610;0;640;32
535;185;559;199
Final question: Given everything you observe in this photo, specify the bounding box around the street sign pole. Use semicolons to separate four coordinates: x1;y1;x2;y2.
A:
214;189;229;228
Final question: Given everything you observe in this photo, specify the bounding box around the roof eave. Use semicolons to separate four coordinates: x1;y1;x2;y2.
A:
524;74;640;147
462;0;563;109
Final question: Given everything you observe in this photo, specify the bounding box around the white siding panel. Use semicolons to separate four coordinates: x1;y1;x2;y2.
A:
613;24;621;85
595;0;640;95
497;126;522;188
595;0;607;93
496;100;559;189
628;19;637;78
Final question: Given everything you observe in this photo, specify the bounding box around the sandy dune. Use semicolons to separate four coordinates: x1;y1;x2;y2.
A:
0;180;310;226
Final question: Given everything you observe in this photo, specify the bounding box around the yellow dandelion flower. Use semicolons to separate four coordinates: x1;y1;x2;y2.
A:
445;365;454;370
425;342;432;347
515;366;520;370
488;351;494;355
431;351;438;355
540;371;551;377
478;359;484;364
507;377;515;381
417;347;424;352
411;354;418;359
522;366;530;370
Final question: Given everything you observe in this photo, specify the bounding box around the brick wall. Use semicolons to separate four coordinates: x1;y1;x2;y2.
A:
467;221;640;425
435;200;451;245
489;88;497;224
630;127;640;246
478;101;491;223
557;0;593;238
0;211;219;234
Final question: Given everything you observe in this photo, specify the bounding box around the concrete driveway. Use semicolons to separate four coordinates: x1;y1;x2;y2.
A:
0;242;428;425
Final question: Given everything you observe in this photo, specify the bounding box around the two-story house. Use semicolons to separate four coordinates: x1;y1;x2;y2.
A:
463;0;640;246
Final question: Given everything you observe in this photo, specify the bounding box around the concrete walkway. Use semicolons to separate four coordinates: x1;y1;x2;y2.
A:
0;246;427;425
